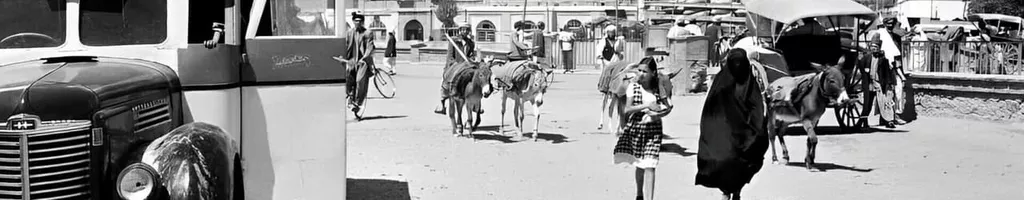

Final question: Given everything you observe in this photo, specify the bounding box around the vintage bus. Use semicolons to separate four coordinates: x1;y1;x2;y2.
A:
0;0;347;199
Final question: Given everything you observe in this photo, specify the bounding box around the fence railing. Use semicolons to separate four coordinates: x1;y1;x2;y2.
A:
544;39;645;69
901;41;1024;75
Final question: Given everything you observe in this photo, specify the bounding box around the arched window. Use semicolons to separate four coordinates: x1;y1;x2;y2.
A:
477;20;496;42
404;20;423;41
563;19;586;39
369;16;387;41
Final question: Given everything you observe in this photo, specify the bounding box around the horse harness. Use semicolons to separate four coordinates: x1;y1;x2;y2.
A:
769;71;836;110
494;61;547;93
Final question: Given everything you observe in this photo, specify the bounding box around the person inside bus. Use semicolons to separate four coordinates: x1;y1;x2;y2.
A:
434;22;479;115
342;12;376;114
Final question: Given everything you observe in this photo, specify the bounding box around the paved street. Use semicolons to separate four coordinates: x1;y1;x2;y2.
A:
346;63;1024;200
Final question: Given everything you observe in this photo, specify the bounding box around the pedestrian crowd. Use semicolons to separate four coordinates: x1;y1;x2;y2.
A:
339;11;910;200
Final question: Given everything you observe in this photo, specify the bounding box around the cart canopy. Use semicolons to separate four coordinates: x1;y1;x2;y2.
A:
741;0;877;25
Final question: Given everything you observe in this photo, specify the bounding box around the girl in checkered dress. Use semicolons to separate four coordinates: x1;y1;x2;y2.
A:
613;58;672;200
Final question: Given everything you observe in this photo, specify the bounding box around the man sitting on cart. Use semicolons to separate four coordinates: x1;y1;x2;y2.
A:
434;22;482;115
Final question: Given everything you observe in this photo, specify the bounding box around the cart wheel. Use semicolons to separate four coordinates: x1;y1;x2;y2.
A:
1002;44;1022;75
835;64;869;130
834;94;866;130
373;68;397;99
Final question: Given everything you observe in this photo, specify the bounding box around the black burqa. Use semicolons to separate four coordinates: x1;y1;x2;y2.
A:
695;48;769;192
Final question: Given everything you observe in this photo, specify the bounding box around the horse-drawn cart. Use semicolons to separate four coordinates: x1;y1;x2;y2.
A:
731;0;880;170
736;0;878;129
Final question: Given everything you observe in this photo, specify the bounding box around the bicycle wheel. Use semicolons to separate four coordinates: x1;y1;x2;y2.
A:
373;68;397;99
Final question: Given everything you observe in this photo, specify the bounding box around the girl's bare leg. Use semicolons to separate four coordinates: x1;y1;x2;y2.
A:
642;168;655;200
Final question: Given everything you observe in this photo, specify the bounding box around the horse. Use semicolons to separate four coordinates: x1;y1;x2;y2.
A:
445;61;495;139
492;60;552;141
764;56;851;171
598;57;683;134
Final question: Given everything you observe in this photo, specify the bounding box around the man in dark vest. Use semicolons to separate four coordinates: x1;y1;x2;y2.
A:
435;22;481;115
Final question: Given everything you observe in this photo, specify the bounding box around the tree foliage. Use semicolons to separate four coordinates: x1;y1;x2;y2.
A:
968;0;1024;18
431;0;459;30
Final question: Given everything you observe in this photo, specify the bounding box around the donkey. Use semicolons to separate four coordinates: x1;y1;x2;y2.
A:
765;56;851;171
600;57;683;134
492;60;552;141
445;61;495;139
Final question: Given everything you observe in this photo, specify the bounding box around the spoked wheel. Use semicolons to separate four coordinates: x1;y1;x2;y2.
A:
834;65;870;130
1002;44;1022;75
373;68;396;98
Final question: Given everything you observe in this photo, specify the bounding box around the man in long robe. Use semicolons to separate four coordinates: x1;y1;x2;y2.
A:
864;32;899;128
696;48;769;200
705;17;723;67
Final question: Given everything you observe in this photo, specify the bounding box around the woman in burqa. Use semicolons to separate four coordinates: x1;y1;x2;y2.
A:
696;48;769;200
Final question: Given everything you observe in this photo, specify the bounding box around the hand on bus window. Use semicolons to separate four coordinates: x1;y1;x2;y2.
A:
204;23;225;49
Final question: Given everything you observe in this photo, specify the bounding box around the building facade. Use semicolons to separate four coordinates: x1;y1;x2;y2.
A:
347;1;642;43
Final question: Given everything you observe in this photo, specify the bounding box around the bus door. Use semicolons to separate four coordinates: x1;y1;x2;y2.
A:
240;0;346;199
177;0;244;158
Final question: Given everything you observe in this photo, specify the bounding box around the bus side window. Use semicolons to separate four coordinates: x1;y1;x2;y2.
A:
270;0;334;36
188;0;226;44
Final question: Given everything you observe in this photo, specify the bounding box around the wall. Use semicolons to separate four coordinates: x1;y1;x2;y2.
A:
892;0;969;21
906;72;1024;122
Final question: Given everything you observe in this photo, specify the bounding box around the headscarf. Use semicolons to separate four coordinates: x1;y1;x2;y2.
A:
696;48;768;190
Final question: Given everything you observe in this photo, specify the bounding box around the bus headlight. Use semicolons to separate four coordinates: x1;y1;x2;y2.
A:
117;163;161;200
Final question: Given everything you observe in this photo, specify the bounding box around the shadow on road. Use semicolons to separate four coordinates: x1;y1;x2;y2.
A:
347;178;412;200
785;162;874;173
474;125;572;143
522;132;571;144
468;132;520;143
660;143;696;157
349;115;408;123
780;126;909;136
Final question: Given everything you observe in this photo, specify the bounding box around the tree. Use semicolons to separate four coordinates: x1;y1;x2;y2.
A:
968;0;1024;18
431;0;459;36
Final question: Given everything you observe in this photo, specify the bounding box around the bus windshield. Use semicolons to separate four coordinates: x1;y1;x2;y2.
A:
0;0;67;49
80;0;167;46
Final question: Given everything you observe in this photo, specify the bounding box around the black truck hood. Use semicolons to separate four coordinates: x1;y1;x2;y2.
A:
0;56;180;121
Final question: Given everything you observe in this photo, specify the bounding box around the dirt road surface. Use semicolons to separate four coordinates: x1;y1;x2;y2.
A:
346;63;1024;200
